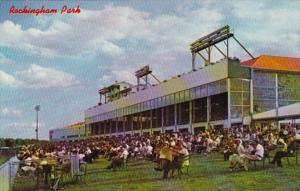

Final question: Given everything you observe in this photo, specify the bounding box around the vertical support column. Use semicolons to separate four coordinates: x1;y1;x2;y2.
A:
207;96;211;129
275;73;279;128
192;53;196;71
109;120;112;137
150;110;153;134
189;101;193;134
78;127;81;139
115;118;118;136
103;122;106;136
161;108;164;133
226;38;229;62
131;116;133;135
137;78;140;92
140;113;143;135
209;47;211;65
227;78;231;128
174;104;177;132
123;117;125;136
250;69;254;127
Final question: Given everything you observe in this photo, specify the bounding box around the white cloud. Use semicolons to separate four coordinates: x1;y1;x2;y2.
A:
0;107;22;118
16;64;80;89
232;1;300;57
0;53;13;65
0;2;299;86
1;64;79;89
0;70;23;87
98;69;136;86
0;5;223;60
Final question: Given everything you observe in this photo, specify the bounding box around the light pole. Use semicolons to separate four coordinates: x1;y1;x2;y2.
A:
34;105;40;141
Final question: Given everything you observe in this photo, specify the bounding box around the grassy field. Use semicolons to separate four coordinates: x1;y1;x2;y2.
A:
0;155;10;165
14;153;300;191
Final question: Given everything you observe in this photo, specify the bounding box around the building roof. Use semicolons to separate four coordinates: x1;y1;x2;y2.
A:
241;55;300;72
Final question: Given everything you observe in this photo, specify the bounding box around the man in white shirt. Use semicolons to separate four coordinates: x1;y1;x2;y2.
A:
245;141;264;160
244;141;264;170
120;148;129;160
145;143;153;157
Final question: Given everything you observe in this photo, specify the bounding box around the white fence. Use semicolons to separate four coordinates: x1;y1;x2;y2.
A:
0;155;82;191
0;157;19;191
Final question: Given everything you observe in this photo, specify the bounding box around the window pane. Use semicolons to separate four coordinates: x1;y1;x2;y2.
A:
242;80;250;91
190;88;196;99
180;91;185;101
243;92;250;105
169;94;174;104
185;89;190;101
195;86;201;98
175;92;180;103
231;79;242;91
231;92;242;105
231;106;243;119
200;85;207;97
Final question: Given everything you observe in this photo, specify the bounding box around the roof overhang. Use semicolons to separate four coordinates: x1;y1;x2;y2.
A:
241;55;300;73
253;102;300;120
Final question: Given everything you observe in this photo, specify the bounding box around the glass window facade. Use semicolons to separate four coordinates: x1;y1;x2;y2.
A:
193;97;207;123
253;71;300;113
89;79;233;134
230;78;250;118
253;71;276;113
177;101;190;125
211;93;228;121
278;73;300;107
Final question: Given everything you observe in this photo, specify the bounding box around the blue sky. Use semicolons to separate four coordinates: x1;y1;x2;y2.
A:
0;0;299;139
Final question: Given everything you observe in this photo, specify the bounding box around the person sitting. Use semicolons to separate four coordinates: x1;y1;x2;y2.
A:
229;139;245;170
206;136;214;153
145;143;153;159
107;146;128;170
224;138;236;161
244;141;264;170
270;135;297;167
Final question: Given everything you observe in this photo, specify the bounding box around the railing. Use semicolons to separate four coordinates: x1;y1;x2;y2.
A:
0;156;19;191
0;155;84;191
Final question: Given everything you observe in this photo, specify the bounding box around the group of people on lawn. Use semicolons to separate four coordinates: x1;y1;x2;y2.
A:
16;123;299;179
226;125;298;170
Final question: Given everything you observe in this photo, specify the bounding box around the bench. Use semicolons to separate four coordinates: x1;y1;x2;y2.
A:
251;151;271;169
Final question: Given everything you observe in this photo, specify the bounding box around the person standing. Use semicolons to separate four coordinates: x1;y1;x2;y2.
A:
159;141;173;179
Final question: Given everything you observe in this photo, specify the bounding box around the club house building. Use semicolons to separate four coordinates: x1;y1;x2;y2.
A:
83;26;300;137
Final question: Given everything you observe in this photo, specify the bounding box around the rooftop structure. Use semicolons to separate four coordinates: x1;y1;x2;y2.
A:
98;81;133;104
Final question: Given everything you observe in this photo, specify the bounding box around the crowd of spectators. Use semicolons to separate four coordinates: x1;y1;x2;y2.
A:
16;123;300;178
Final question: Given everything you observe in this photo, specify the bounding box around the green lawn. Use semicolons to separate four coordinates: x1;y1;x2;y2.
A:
14;153;300;191
0;155;10;165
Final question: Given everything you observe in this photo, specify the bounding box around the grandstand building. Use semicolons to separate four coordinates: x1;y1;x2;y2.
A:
50;26;300;139
84;54;300;137
84;26;300;137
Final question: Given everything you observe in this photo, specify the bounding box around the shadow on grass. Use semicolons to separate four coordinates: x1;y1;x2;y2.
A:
68;176;163;188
